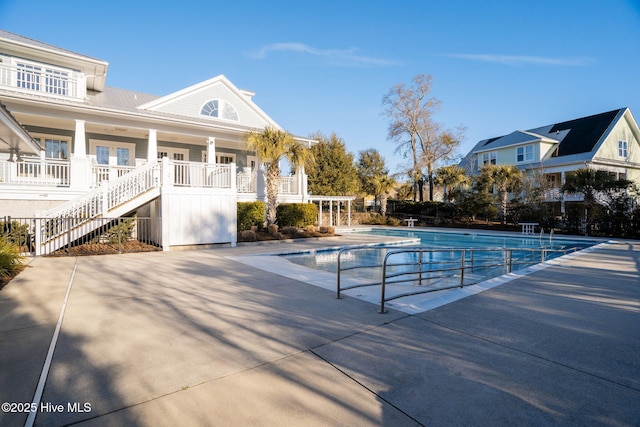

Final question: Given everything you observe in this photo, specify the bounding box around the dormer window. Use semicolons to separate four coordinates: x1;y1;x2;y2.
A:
200;100;239;121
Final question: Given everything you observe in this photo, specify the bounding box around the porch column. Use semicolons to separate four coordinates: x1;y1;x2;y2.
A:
337;201;341;226
296;164;306;199
70;119;89;190
329;200;333;227
256;163;266;200
206;137;216;164
560;171;566;216
73;120;86;158
318;200;323;226
147;129;157;163
347;200;351;227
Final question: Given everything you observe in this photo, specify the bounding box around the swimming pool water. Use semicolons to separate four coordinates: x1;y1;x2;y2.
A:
281;228;599;279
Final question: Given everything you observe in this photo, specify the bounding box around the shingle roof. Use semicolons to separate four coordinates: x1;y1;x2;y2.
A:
0;29;104;63
549;109;622;156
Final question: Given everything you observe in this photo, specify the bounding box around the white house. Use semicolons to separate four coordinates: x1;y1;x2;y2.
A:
0;30;315;253
460;108;640;215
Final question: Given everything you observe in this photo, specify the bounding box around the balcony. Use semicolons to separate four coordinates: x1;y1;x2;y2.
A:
0;61;85;100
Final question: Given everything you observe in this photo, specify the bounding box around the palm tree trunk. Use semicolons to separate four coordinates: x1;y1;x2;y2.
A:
500;191;508;225
380;193;388;217
265;164;280;225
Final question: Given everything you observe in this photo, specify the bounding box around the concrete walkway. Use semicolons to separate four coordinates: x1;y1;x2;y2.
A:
0;232;639;426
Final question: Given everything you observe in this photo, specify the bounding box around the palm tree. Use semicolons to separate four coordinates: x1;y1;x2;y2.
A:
479;164;522;225
373;175;397;217
246;127;312;225
562;168;630;235
435;165;470;203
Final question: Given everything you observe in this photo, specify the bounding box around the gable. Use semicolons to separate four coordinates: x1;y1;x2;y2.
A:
136;75;278;130
594;110;640;163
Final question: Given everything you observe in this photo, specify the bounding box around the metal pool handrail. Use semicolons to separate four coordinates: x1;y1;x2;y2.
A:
335;245;582;312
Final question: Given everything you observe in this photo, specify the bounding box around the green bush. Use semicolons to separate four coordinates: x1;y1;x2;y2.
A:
277;203;317;227
0;239;25;281
237;201;265;231
0;220;31;247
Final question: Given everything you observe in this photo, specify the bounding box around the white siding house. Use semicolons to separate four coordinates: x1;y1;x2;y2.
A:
0;30;315;253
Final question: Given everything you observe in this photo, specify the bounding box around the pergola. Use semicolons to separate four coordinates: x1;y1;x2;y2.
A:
307;195;356;227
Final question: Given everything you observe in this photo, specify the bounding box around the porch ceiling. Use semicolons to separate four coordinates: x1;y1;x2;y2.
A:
0;102;41;155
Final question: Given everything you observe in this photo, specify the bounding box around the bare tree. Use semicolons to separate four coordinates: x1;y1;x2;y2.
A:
382;74;463;201
383;74;440;201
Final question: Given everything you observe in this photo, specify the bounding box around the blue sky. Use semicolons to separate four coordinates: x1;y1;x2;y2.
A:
2;0;639;175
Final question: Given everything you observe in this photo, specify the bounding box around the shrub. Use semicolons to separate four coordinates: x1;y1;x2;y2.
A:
319;226;335;234
268;224;279;235
239;230;257;242
277;203;317;227
0;220;31;248
238;201;265;231
0;239;25;282
280;226;299;236
101;217;136;244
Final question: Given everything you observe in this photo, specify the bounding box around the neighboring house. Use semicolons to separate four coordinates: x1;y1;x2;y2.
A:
460;108;640;215
0;30;315;253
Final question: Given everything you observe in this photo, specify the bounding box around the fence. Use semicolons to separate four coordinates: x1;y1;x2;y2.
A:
1;216;161;256
336;245;581;313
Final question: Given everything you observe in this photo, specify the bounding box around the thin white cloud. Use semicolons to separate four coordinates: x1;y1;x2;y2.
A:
447;53;595;67
249;42;401;67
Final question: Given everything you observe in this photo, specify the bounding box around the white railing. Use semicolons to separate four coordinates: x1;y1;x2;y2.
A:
43;161;160;221
172;161;232;188
91;165;136;187
0;158;70;186
543;187;584;202
0;61;84;100
279;176;298;194
237;168;257;193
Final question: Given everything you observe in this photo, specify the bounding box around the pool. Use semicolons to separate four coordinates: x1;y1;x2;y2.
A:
231;228;604;314
282;228;599;277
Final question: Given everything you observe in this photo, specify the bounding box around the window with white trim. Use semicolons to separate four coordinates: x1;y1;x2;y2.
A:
44;138;69;160
31;136;70;160
200;100;239;121
17;61;70;96
618;140;628;158
516;145;533;163
157;147;189;161
216;153;236;164
480;151;497;166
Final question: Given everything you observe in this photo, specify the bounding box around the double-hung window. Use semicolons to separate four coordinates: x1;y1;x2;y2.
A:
516;145;533;163
618;140;628;158
481;151;496;166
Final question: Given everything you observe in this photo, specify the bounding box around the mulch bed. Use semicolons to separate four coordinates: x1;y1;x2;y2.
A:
48;241;161;257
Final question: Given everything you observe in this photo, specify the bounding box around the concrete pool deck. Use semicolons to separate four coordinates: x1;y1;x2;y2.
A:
1;229;639;426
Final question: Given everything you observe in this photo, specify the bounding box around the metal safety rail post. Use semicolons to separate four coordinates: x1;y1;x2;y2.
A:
336;245;583;313
336;246;387;299
377;246;581;313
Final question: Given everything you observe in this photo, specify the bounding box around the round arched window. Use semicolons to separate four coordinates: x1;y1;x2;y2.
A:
200;100;238;121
